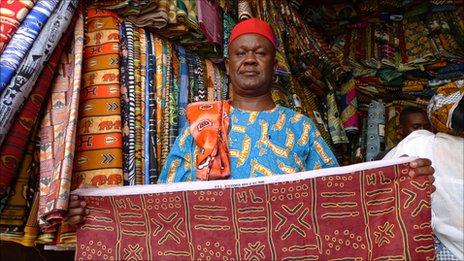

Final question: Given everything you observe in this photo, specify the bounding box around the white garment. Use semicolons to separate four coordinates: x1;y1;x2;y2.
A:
384;130;464;259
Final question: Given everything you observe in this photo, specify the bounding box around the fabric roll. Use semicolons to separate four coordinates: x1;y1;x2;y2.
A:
205;59;215;101
134;27;144;185
154;36;164;173
0;0;59;94
73;8;123;189
184;0;199;30
326;92;349;144
385;105;401;149
0;126;38;227
214;63;224;101
134;28;146;185
194;54;207;101
144;32;156;184
120;21;136;185
38;9;84;232
339;77;359;133
0;13;75;198
238;0;253;20
139;28;148;185
222;12;235;59
169;45;180;148
404;20;434;63
427;81;464;136
178;46;189;131
168;0;177;24
0;0;77;147
366;100;385;161
126;2;168;29
0;190;41;247
160;41;172;167
197;0;223;46
0;0;36;53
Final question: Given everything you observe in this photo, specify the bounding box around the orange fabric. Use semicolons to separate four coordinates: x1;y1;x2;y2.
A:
186;101;231;180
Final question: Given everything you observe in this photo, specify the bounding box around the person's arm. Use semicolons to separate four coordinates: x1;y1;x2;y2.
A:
303;119;339;170
157;126;196;183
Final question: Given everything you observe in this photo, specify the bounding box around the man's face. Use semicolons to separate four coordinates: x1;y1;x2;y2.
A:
399;113;432;138
225;34;276;97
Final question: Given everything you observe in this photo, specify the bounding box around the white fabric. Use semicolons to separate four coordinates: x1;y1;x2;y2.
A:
384;130;464;259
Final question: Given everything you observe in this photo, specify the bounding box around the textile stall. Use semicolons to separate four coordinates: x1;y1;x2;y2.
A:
0;0;461;257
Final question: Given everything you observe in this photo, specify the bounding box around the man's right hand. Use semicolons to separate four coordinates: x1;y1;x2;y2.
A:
66;195;89;226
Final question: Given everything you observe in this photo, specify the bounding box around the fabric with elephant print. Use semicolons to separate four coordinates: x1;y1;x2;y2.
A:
73;8;123;189
74;157;435;260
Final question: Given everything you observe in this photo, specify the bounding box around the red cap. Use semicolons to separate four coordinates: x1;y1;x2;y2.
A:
229;18;277;48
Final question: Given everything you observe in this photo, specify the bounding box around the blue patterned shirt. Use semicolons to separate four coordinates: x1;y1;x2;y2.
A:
158;105;338;183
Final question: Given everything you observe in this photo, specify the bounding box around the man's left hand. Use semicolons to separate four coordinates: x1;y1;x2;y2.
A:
408;158;435;192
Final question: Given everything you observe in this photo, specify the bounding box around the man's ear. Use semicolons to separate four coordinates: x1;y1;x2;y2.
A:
225;59;230;75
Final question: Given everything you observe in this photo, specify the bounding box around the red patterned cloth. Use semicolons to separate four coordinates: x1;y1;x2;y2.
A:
75;158;435;260
0;0;35;53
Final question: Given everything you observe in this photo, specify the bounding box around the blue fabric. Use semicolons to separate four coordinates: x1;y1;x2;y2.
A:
144;31;154;184
158;105;339;183
177;46;189;130
0;0;59;94
366;101;385;161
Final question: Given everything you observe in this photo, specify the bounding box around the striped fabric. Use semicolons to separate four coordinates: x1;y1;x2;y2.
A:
144;31;156;184
120;20;136;185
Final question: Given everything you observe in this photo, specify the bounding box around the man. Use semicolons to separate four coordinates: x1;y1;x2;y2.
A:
397;106;431;139
383;82;463;260
375;106;431;160
67;18;435;225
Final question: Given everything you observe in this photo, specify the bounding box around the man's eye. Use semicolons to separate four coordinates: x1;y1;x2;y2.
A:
236;52;245;56
256;52;266;56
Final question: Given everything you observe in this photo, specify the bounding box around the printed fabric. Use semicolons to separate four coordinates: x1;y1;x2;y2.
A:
75;158;435;260
73;8;123;188
186;101;231;181
0;11;76;198
0;0;78;146
38;8;84;232
0;0;35;53
0;0;59;94
159;104;338;183
366;100;385;161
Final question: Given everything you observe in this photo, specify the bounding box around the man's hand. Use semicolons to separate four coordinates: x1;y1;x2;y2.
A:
66;195;89;226
408;158;435;192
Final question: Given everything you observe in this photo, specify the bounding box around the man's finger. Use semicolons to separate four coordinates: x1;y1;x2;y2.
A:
67;215;84;227
68;198;84;208
67;206;88;217
428;175;435;184
409;158;432;169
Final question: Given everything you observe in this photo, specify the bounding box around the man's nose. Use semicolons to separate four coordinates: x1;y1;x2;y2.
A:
243;52;258;64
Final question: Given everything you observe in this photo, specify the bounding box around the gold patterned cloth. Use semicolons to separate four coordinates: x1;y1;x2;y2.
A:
427;81;464;136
